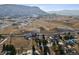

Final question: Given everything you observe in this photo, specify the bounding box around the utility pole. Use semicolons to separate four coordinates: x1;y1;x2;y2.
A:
9;32;14;45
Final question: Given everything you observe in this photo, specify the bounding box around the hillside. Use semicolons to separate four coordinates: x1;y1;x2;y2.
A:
0;4;47;18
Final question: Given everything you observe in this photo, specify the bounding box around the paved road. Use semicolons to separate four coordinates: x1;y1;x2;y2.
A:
0;37;9;45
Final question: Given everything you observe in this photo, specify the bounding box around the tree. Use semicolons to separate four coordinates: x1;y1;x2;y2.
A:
5;44;16;55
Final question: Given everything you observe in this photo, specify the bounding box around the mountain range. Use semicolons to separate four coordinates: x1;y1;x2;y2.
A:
48;10;79;16
0;4;79;18
0;4;47;18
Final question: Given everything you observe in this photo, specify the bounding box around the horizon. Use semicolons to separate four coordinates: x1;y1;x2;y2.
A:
0;4;79;12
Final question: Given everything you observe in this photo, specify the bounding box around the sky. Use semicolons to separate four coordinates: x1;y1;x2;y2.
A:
24;4;79;11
